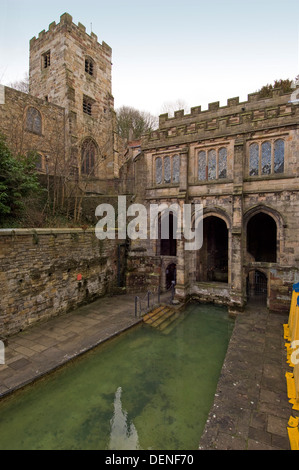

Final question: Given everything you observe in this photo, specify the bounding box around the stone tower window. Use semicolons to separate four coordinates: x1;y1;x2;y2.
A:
83;96;94;116
81;139;96;176
25;107;42;135
85;58;94;76
42;51;51;69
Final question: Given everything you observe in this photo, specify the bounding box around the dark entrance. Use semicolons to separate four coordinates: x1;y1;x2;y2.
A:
160;213;177;257
247;213;277;262
166;263;176;290
247;270;267;305
197;216;228;282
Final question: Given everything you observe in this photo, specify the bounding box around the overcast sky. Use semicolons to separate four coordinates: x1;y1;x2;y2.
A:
1;0;299;116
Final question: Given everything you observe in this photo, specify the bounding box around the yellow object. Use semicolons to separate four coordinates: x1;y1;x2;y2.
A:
287;425;299;450
288;416;299;428
286;372;296;400
288;286;299;341
284;323;290;341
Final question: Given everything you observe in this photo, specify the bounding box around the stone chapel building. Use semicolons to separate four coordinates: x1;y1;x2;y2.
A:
0;12;299;319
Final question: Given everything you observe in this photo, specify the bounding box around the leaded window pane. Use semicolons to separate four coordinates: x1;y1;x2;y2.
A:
274;139;284;174
164;156;171;183
172;154;180;183
198;151;206;180
218;147;227;179
155;157;162;184
208;149;216;180
261;141;271;175
249;143;259;176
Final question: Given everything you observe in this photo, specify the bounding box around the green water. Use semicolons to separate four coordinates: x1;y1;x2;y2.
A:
0;303;234;450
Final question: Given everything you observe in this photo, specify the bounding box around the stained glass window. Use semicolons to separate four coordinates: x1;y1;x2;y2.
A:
172;155;180;183
274;139;284;174
218;147;227;179
164;156;171;183
208;149;216;180
155;157;162;184
198;151;206;181
249;143;259;176
26;107;42;135
261;141;271;175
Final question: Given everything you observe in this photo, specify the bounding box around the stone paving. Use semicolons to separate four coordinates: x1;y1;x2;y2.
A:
0;295;294;450
0;293;143;398
199;303;293;450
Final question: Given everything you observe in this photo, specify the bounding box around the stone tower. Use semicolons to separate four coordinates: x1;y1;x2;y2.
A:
29;12;117;180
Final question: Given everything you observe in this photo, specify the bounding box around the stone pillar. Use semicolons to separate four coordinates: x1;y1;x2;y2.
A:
229;138;245;317
179;148;188;192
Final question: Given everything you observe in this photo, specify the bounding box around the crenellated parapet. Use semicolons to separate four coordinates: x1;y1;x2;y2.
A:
143;88;299;149
30;12;112;56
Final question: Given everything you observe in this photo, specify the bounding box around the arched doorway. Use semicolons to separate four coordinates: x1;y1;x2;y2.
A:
166;263;176;290
247;212;277;262
197;216;228;282
247;270;268;305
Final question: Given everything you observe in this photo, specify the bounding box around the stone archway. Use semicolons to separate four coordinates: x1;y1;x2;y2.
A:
247;212;277;263
196;215;228;283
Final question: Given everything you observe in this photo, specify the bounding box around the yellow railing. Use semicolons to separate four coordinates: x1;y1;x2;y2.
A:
284;282;299;450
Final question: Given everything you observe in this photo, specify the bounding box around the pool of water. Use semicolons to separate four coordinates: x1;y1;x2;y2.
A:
0;303;234;450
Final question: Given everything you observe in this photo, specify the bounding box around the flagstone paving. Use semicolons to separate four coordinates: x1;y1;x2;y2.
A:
199;303;293;450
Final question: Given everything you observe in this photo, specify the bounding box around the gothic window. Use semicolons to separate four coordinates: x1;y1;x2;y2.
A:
155;155;180;185
85;58;94;76
261;141;271;175
198;151;206;181
274;139;284;174
249;143;259;176
249;139;285;176
81;139;96;176
155;157;162;184
164;156;171;183
42;51;51;69
26;107;42;135
208;149;216;180
172;155;180;183
218;147;227;179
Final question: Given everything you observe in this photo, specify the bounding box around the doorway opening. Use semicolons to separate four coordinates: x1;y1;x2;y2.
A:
247;270;268;305
166;263;176;290
197;216;228;282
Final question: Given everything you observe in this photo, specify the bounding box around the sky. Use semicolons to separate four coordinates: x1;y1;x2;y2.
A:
0;0;299;116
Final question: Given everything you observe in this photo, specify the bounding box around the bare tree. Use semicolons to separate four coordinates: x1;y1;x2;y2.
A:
160;99;190;117
8;72;29;94
116;106;158;140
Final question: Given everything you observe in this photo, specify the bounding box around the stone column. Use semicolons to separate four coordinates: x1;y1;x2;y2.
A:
229;137;245;317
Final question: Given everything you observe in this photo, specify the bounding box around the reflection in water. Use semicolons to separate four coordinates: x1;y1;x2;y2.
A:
109;387;140;450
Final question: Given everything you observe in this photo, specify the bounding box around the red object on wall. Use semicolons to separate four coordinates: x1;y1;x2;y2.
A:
77;274;82;281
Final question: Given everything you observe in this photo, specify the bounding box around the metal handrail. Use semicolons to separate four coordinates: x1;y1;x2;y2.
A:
134;282;176;318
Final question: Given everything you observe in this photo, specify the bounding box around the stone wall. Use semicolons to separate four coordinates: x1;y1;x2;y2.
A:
0;85;65;171
0;229;118;337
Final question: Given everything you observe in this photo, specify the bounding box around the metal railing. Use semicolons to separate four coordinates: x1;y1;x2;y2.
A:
134;281;176;318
